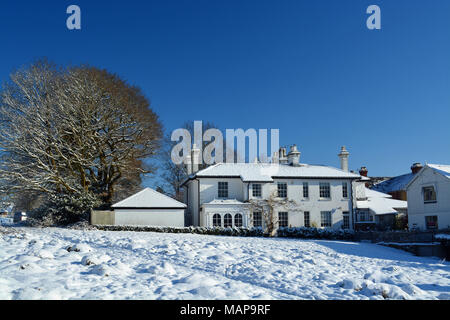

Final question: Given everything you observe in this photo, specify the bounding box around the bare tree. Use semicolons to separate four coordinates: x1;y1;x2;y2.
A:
0;60;162;217
249;190;301;237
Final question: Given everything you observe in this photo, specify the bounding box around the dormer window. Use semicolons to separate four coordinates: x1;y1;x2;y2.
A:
423;186;436;203
218;182;228;198
252;184;262;197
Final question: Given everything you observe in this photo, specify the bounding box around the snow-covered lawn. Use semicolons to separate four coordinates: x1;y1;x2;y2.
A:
0;227;449;300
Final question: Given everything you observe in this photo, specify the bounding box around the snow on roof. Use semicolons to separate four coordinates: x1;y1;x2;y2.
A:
194;163;360;181
371;173;415;193
357;187;407;215
203;199;248;205
427;164;450;179
365;188;393;199
112;188;186;209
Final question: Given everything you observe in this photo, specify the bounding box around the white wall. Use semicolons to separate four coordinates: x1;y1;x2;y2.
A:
199;178;245;203
114;209;185;227
407;167;450;230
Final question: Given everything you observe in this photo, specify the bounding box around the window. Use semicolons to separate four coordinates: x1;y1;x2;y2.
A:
212;214;221;227
342;212;350;229
234;214;243;228
303;182;309;198
321;211;332;227
218;182;228;198
252;184;262;197
357;211;373;222
224;214;232;228
342;182;348;198
277;183;287;198
425;216;438;230
304;211;310;228
423;186;436;203
253;212;262;227
319;183;331;199
279;212;288;228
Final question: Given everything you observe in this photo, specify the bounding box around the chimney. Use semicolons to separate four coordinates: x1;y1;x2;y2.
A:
411;163;423;175
272;151;279;164
359;166;368;177
191;144;201;174
185;154;192;175
287;145;301;167
279;147;288;165
338;146;350;172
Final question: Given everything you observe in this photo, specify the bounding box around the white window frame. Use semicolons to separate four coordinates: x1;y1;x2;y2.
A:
218;182;228;198
320;211;332;228
319;182;331;199
234;213;243;228
278;212;288;228
277;182;287;198
253;212;262;227
252;184;262;198
303;182;309;199
342;182;348;199
304;211;310;228
422;186;437;204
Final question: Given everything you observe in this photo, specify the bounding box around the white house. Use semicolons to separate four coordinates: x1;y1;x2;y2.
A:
406;164;450;231
112;188;186;227
182;145;363;230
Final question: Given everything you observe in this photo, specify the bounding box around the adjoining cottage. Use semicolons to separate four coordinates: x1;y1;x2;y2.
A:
354;187;407;231
406;164;450;231
111;188;186;227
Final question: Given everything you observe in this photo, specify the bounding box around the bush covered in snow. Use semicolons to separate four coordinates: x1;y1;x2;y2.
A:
95;225;265;237
277;227;355;240
94;225;355;240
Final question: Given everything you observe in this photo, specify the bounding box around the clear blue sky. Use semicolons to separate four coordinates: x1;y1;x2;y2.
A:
1;0;449;181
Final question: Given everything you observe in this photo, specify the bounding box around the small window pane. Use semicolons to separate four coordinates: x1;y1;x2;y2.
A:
343;212;350;229
304;211;310;228
279;212;288;228
253;212;262;227
320;183;331;199
423;186;436;203
252;184;262;197
213;214;221;227
321;211;332;227
234;214;243;227
342;182;348;198
303;182;309;198
425;216;438;230
278;183;287;198
218;182;228;198
224;214;233;228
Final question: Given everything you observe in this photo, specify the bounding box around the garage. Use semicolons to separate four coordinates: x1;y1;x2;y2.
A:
112;188;186;227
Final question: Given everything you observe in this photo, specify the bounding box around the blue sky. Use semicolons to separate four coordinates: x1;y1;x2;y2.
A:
0;0;449;182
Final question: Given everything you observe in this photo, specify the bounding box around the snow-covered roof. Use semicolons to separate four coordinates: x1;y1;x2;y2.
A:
112;188;186;209
203;199;248;205
404;164;450;190
427;164;450;179
192;163;360;182
357;187;407;215
371;173;415;193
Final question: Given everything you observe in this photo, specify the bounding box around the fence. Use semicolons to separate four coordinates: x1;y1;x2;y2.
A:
90;210;115;226
354;230;450;244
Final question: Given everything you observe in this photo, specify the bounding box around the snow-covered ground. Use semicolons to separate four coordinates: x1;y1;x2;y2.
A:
0;227;449;300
